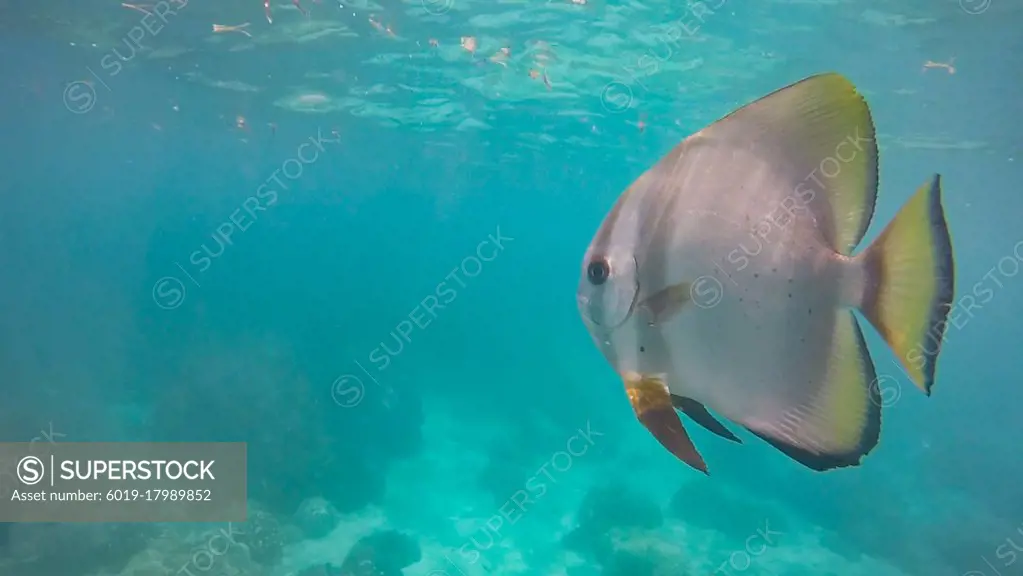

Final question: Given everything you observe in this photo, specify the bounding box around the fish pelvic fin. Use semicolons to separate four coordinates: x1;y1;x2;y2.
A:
623;372;708;474
745;311;882;471
671;395;742;444
856;174;955;395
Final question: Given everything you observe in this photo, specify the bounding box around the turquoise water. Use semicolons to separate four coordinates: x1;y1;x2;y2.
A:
1;0;1022;574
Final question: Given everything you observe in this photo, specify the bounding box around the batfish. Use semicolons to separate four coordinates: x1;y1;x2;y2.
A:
576;73;955;473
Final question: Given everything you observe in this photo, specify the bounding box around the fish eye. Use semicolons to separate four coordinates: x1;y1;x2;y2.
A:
586;258;611;286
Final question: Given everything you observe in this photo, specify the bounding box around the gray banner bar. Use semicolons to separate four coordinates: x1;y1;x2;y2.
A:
0;442;246;522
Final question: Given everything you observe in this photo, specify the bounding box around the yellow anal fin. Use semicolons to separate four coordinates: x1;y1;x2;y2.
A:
744;311;881;471
624;373;708;474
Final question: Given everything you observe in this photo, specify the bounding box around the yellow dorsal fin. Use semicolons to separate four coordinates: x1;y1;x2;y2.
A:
700;73;879;255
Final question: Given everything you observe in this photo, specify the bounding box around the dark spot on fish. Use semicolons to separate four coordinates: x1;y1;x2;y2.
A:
788;293;792;298
772;267;777;273
738;297;743;302
808;308;812;315
788;278;793;284
640;346;645;352
753;273;759;278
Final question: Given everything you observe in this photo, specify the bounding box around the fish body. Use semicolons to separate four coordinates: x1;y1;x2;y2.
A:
577;73;955;473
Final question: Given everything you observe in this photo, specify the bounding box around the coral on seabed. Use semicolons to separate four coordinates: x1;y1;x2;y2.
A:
147;336;425;520
562;481;663;562
236;507;287;566
558;482;681;574
339;529;422;576
294;497;342;540
288;528;422;576
0;523;151;576
115;523;266;576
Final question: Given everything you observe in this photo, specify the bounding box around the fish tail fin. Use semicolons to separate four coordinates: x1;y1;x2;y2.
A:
856;174;955;395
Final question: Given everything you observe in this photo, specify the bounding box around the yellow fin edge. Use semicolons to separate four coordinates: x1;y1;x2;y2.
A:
858;174;955;394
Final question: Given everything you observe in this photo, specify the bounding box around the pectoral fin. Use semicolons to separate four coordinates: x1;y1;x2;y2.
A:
637;282;692;325
624;372;708;474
